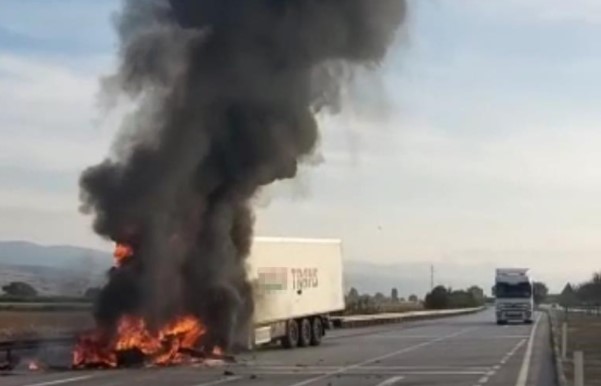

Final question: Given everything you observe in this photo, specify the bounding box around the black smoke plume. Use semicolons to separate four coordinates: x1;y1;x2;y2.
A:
80;0;406;350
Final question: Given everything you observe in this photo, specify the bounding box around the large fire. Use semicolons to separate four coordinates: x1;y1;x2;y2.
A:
73;314;207;368
73;243;219;368
113;243;133;267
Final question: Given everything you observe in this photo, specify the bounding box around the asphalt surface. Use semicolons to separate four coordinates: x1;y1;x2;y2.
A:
1;309;557;386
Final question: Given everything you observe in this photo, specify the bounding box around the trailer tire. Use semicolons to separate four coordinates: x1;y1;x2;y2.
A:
282;320;299;349
310;318;323;346
298;318;312;347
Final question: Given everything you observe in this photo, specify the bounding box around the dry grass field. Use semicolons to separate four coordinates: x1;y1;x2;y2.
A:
552;309;601;385
0;310;94;341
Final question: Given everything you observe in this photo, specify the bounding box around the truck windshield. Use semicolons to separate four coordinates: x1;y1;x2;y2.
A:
495;282;532;299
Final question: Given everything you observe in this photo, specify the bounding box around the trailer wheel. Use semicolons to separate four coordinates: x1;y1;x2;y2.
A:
282;320;299;349
310;318;323;346
298;318;312;347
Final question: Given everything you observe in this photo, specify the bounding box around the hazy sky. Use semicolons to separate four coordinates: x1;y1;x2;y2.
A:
1;0;600;292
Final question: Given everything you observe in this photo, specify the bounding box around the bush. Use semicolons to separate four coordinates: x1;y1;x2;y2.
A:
2;282;37;297
560;272;601;308
344;288;423;315
425;285;485;310
425;286;450;309
533;282;549;305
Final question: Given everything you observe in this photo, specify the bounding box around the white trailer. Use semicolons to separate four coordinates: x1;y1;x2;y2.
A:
494;268;534;325
247;237;345;348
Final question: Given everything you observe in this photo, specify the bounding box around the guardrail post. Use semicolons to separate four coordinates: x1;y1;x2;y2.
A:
561;322;568;360
574;351;584;386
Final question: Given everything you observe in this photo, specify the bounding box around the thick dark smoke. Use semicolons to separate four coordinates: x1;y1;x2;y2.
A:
80;0;406;350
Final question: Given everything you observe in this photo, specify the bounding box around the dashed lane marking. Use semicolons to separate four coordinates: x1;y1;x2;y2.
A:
22;376;95;386
245;370;488;376
472;314;541;386
192;376;243;386
471;337;528;385
286;327;477;386
373;376;405;386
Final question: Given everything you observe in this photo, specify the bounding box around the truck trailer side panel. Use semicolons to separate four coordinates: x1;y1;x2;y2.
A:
247;237;345;327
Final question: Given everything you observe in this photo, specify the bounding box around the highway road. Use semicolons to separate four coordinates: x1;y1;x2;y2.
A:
2;309;557;386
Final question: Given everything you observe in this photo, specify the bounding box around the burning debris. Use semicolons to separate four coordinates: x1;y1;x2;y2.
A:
77;0;406;367
113;243;133;267
73;244;229;368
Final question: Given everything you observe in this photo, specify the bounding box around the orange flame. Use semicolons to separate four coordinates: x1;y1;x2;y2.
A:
113;243;133;267
28;360;43;371
73;314;209;368
74;242;220;368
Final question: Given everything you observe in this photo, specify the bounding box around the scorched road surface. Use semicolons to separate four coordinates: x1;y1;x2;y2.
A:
2;309;556;386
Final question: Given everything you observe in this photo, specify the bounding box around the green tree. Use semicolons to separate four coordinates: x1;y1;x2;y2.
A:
2;281;38;297
576;273;601;305
425;286;450;309
408;294;418;302
467;286;485;305
345;287;361;314
391;288;399;301
559;283;578;309
532;282;549;305
449;289;478;308
347;287;360;302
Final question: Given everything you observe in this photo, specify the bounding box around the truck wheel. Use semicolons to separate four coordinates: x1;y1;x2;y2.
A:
310;318;323;346
282;320;299;349
298;318;312;347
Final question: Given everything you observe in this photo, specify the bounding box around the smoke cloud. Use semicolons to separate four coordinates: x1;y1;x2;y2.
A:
80;0;406;350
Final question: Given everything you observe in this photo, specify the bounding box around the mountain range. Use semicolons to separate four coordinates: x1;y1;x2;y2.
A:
0;241;495;298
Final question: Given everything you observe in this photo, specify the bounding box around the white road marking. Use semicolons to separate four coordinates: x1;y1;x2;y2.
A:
472;337;528;385
371;335;442;339
253;370;487;376
286;327;476;386
22;376;95;386
193;376;243;386
374;376;405;386
247;365;491;371
515;314;542;386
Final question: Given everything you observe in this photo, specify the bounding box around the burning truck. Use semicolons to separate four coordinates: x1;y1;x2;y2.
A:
73;238;344;367
74;0;405;369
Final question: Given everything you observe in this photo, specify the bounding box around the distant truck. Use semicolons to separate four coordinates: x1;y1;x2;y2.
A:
246;237;345;348
494;268;534;325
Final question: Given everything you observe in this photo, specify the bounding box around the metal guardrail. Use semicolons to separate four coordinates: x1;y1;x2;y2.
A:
0;335;76;366
542;304;601;316
331;306;486;328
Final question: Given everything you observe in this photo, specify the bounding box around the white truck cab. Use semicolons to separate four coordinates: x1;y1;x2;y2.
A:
494;268;534;325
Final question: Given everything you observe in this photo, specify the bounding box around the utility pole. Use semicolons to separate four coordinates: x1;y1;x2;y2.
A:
430;264;434;291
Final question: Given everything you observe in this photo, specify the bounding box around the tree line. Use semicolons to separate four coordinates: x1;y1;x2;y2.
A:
344;287;421;315
344;284;487;314
1;281;100;301
557;272;601;308
423;285;486;310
